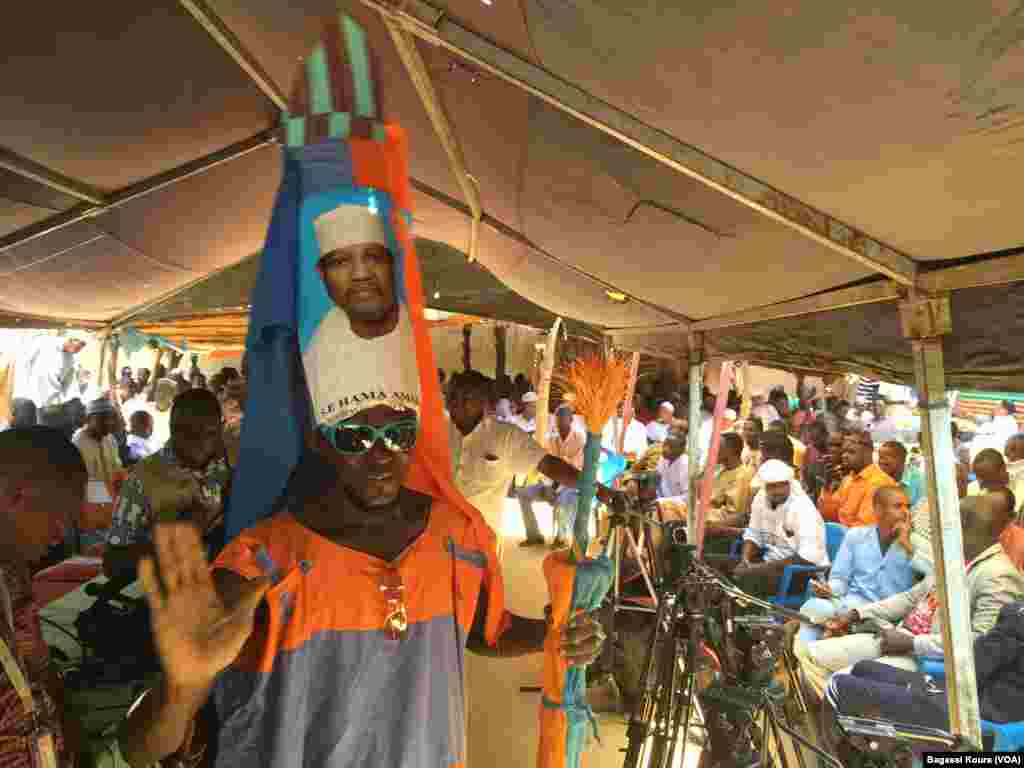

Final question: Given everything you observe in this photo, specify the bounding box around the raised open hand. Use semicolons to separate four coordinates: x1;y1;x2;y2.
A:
139;523;269;690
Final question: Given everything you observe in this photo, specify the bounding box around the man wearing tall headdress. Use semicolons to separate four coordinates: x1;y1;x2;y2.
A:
114;14;604;767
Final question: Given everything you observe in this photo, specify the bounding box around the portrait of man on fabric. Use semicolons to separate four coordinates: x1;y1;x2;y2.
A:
301;194;420;433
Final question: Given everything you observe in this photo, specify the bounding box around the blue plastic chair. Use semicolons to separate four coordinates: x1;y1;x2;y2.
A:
772;522;848;608
597;448;627;488
916;659;1024;751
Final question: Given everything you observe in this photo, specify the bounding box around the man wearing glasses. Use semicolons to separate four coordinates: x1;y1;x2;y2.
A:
818;429;898;527
114;197;606;768
116;400;606;768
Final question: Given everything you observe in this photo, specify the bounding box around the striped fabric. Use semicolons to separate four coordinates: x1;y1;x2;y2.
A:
223;14;515;766
0;568;68;768
281;15;384;147
210;506;508;768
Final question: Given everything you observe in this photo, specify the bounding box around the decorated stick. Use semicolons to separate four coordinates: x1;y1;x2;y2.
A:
616;352;640;456
558;353;631;561
535;316;562;446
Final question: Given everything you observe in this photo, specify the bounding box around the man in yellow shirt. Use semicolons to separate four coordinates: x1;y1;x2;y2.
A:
819;429;897;527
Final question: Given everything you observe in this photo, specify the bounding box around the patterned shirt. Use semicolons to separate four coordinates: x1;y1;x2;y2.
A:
107;443;231;547
0;565;69;768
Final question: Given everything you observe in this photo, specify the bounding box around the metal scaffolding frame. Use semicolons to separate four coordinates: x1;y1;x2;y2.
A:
0;147;107;206
0;130;279;255
3;1;1022;747
360;0;918;287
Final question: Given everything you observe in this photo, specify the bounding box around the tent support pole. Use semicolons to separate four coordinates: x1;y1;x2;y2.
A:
903;294;982;748
494;324;507;380
0;147;107;206
380;14;483;262
178;0;289;110
687;332;704;535
0;131;277;256
362;0;918;285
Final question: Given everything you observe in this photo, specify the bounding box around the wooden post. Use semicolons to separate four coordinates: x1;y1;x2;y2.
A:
617;352;641;455
106;335;120;402
97;333;110;393
494;324;507;380
902;294;981;748
535;319;562;449
462;324;472;372
687;332;704;536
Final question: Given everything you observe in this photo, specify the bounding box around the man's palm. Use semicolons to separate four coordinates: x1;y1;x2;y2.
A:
139;524;268;689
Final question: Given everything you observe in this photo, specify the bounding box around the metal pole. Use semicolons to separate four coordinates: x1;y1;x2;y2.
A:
381;14;483;262
0;131;277;255
0;147;107;206
904;297;982;747
687;333;704;536
177;0;289;111
361;0;919;286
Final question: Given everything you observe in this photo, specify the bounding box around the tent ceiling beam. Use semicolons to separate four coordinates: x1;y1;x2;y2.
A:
361;0;919;287
692;281;905;332
919;252;1024;293
0;310;104;330
604;323;686;338
173;0;683;325
0;147;107;206
381;14;482;262
0;131;278;255
177;0;289;111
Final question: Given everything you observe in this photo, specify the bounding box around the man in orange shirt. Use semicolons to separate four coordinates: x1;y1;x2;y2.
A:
819;429;897;527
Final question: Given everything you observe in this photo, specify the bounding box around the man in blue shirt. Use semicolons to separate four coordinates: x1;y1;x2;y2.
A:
798;485;916;643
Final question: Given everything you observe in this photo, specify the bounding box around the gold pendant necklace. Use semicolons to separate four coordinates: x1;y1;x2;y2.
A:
380;582;408;640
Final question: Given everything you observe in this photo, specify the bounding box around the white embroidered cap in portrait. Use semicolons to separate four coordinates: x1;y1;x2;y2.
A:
313;203;388;256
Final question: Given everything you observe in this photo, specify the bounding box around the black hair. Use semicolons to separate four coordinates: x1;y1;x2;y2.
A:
170;388;222;426
767;419;790;436
1003;400;1017;415
129;410;153;430
10;399;37;428
0;427;86;481
881;440;908;459
844;427;874;449
449;370;493;400
220;367;240;382
721;432;744;456
973;448;1006;471
759;430;794;466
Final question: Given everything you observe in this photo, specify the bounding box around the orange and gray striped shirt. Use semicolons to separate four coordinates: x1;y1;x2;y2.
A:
208;501;508;768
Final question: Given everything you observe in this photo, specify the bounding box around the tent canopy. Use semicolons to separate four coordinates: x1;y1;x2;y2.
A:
3;1;1024;386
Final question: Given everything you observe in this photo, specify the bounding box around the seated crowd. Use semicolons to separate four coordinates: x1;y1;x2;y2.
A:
3;364;1024;764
